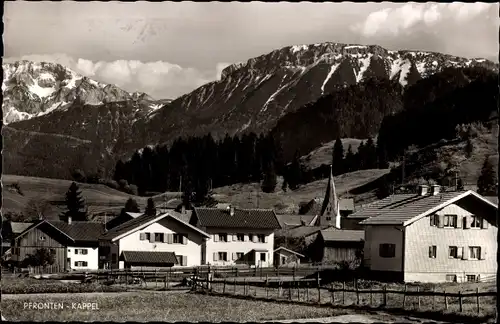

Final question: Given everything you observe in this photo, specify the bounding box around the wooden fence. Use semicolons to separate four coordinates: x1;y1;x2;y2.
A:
191;275;497;315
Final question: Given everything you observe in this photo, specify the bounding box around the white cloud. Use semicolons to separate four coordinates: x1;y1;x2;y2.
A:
5;54;222;99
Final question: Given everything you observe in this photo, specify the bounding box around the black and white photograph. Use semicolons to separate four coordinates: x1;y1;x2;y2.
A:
1;1;498;322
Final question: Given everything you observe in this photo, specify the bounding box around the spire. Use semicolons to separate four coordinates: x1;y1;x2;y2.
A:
319;164;341;228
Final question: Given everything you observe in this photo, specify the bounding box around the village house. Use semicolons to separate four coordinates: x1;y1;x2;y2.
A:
308;228;364;264
10;216;103;271
99;211;210;269
105;212;144;230
356;185;497;283
189;206;282;267
273;246;304;267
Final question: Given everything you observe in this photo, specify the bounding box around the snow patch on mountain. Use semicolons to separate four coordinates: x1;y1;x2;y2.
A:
355;54;373;82
321;63;340;95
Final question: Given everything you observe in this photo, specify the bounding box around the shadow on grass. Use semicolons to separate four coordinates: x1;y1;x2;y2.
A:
193;290;495;324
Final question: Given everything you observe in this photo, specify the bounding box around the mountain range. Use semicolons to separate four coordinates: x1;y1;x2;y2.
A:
2;42;497;180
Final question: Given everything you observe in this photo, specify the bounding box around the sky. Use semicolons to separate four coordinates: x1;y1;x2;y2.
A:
4;2;498;100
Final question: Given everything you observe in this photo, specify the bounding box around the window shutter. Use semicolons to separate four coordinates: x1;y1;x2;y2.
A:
182;235;187;245
264;235;268;243
480;247;486;260
182;255;187;266
463;217;469;229
428;246;433;258
227;234;232;242
232;252;237;261
150;234;155;243
456;216;462;228
429;215;434;226
140;233;146;240
481;218;489;229
163;233;167;243
461;247;468;260
232;234;237;241
244;235;249;242
213;252;218;261
457;247;463;259
252;236;257;243
214;235;219;242
437;215;444;228
166;234;173;244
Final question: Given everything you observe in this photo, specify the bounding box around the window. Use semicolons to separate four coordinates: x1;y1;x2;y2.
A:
145;233;151;241
445;274;457;282
470;216;482;228
248;234;254;242
236;234;245;242
74;261;88;267
257;234;265;243
154;233;164;242
448;246;458;258
176;255;184;265
443;215;457;227
428;246;437;258
260;253;266;262
218;234;228;242
173;234;186;244
326;216;332;221
281;256;286;264
236;252;244;260
466;275;477;282
430;214;439;227
75;249;88;255
379;244;396;258
469;246;481;260
39;236;46;241
218;252;228;261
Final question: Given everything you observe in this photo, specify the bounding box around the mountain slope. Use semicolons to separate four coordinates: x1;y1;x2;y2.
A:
2;60;168;124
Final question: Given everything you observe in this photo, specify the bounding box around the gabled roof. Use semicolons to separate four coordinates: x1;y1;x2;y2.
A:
276;214;316;227
193;207;281;229
10;222;33;234
320;229;364;242
275;225;333;238
273;246;305;257
122;251;178;265
359;190;497;226
301;198;355;216
15;220;104;244
101;212;210;242
126;212;144;219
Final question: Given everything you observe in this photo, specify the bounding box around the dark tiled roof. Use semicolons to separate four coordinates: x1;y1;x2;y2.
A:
357;191;471;225
49;221;105;243
122;251;178;265
320;229;364;242
275;225;332;238
300;198;354;216
11;222;33;234
276;214;316;227
101;213;159;240
193;207;281;229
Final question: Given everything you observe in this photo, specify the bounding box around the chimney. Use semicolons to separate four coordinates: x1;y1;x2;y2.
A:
181;205;186;214
418;185;429;196
67;215;72;225
430;184;441;196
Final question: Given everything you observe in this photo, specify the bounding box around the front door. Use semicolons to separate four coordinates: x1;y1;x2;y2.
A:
66;258;71;271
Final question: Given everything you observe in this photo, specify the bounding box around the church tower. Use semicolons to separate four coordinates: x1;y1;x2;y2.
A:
317;165;341;228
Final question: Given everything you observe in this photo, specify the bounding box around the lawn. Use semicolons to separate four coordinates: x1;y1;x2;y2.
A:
1;291;346;322
1;277;127;294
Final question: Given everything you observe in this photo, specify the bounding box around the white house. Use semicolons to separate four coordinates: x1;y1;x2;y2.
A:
10;217;103;271
190;206;282;267
99;211;210;269
355;185;497;283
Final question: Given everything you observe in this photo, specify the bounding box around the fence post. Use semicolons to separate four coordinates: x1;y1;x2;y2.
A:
476;288;480;313
458;291;463;312
155;269;158;288
432;286;436;310
317;273;321;304
355;280;360;305
244;278;247;295
342;282;346;305
278;281;282;298
234;278;236;295
297;281;300;301
402;285;407;309
444;290;448;310
331;283;335;305
306;282;310;302
289;284;292;301
223;279;226;294
382;285;387;307
293;266;296;281
370;287;373;306
417;286;420;310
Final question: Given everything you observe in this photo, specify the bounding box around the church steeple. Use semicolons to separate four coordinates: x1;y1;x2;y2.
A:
318;165;341;228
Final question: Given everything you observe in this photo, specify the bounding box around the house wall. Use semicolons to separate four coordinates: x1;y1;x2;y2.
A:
117;220;205;269
364;225;404;273
98;240;119;269
274;250;301;267
66;246;99;270
404;203;497;283
11;227;66;271
203;228;274;267
322;242;363;264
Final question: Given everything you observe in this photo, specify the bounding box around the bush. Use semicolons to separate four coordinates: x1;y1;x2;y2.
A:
103;179;119;190
127;184;139;196
118;179;129;189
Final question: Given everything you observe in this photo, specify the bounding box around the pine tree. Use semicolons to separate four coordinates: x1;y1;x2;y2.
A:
355;141;365;170
145;198;156;216
261;161;278;193
464;137;474;158
376;136;390;169
331;137;344;175
344;145;355;173
287;151;303;190
64;182;88;221
124;198;140;213
365;137;377;169
477;156;497;196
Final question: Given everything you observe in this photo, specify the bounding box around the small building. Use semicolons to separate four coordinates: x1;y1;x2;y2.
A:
99;211;210;269
308;229;364;264
190;206;282;267
274;247;304;267
10;217;104;271
357;186;497;283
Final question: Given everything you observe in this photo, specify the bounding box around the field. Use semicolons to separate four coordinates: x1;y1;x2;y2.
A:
213;169;389;213
300;138;365;170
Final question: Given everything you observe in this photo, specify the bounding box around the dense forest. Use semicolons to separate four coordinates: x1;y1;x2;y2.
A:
112;66;497;201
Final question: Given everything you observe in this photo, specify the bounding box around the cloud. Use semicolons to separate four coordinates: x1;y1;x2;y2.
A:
5;54;220;99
